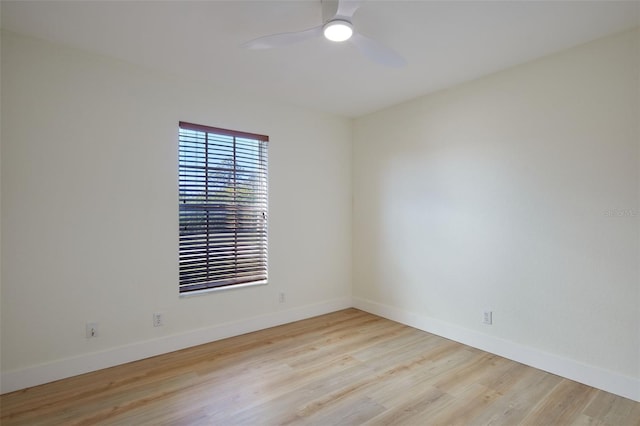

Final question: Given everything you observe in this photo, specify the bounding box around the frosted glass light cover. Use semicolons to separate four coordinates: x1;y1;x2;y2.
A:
323;20;353;42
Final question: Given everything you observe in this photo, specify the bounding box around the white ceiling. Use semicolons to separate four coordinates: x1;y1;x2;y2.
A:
1;0;639;117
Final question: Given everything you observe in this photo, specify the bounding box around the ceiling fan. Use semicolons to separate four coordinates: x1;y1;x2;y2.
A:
242;0;406;68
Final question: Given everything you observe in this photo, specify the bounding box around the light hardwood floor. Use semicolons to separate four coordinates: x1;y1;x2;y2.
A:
1;309;639;425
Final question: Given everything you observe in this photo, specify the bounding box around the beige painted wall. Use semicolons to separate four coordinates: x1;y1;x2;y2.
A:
1;32;352;374
353;29;639;379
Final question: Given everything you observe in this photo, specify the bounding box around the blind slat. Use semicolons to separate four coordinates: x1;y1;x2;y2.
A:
178;122;268;294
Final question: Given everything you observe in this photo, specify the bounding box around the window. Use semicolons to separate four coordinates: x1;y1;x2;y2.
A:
178;121;268;294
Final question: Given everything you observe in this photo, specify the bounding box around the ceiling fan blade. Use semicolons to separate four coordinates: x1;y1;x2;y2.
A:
242;26;323;49
335;0;362;19
350;33;406;68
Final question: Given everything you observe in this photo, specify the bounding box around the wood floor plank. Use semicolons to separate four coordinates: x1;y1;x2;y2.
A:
472;368;563;425
583;389;640;426
1;308;638;425
520;380;600;425
428;383;503;426
362;385;453;425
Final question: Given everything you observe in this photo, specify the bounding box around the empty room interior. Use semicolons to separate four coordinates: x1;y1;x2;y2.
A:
1;0;639;424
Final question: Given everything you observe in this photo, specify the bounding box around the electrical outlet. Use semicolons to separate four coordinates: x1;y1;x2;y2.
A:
86;322;98;338
279;292;285;303
153;312;164;327
483;311;493;325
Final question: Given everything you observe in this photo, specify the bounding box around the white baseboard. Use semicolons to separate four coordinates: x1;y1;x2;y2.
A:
4;296;638;402
0;297;352;394
353;297;640;402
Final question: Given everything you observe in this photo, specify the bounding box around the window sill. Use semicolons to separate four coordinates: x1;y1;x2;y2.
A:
179;280;268;298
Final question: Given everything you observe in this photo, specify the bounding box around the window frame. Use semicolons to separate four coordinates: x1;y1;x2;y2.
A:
177;121;269;296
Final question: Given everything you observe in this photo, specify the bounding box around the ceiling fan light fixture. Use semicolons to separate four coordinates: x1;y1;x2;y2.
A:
323;19;353;42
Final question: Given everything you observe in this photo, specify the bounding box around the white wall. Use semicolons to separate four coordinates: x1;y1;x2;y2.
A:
353;29;639;398
2;27;639;401
0;32;352;391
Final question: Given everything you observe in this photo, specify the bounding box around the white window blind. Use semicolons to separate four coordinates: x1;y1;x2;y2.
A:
178;122;268;294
